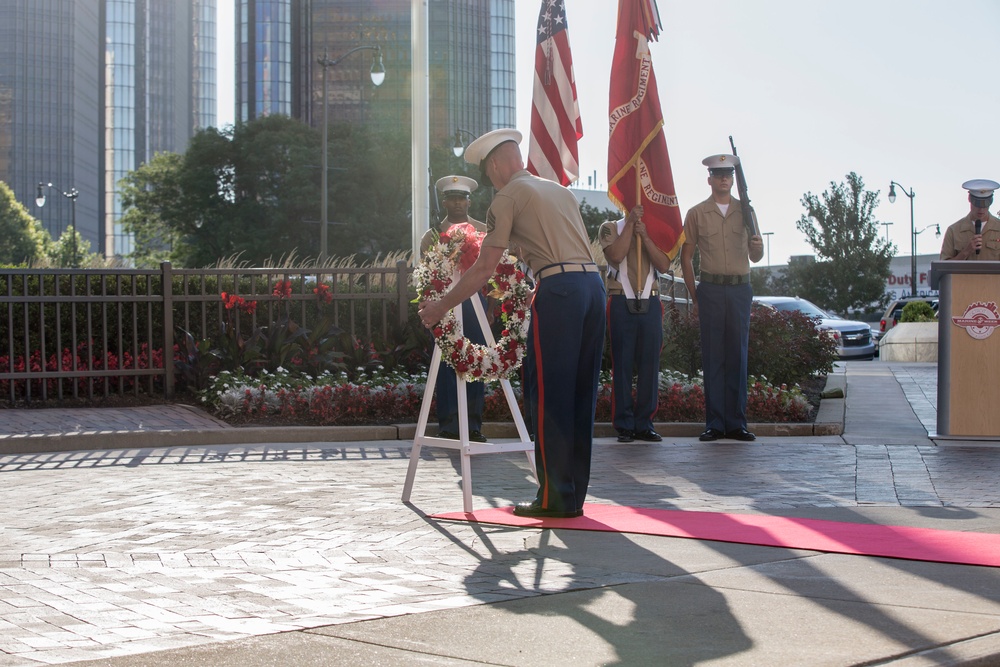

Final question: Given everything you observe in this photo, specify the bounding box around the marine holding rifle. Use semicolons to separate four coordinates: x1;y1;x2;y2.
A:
680;154;764;442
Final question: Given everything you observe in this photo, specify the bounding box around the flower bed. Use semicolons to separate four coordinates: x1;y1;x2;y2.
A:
201;367;813;426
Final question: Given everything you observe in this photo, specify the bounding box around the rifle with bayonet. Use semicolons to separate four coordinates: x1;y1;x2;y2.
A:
728;136;761;238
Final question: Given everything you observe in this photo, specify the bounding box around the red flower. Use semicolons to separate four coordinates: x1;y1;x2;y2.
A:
313;283;333;304
273;279;293;300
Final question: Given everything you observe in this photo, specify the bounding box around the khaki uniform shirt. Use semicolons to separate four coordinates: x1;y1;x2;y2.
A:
939;212;1000;261
481;170;595;274
682;196;752;276
419;217;486;257
598;219;655;292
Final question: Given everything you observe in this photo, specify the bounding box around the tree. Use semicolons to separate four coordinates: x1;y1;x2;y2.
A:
120;116;424;267
48;228;100;268
579;202;620;241
792;172;894;314
325;123;413;260
0;181;51;265
121;116;323;267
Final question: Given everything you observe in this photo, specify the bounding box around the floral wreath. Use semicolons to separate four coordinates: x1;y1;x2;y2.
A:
413;222;532;382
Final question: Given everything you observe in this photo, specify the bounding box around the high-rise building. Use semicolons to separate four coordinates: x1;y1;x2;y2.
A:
105;0;217;256
0;0;216;259
236;0;515;146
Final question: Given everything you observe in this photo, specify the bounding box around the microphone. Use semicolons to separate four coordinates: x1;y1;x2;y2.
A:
975;219;983;255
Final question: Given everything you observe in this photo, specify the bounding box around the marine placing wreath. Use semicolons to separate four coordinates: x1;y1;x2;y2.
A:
413;222;532;382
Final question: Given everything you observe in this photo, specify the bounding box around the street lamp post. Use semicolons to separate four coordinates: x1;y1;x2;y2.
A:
912;223;941;291
35;182;79;267
451;128;478;158
316;45;385;264
882;221;893;244
761;231;774;268
888;181;917;296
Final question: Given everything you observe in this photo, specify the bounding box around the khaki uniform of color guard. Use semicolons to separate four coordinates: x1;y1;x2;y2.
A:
682;154;763;443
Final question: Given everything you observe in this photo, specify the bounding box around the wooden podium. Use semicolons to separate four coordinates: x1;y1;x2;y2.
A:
930;260;1000;439
401;294;536;512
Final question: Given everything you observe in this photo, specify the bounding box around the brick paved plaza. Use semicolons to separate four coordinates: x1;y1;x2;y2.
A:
1;362;999;666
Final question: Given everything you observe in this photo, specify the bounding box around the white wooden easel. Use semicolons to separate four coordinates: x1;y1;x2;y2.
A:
401;292;536;512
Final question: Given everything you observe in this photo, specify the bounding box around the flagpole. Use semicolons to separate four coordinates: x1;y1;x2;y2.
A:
635;170;643;297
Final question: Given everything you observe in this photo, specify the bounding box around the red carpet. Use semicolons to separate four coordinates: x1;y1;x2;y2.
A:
432;504;1000;568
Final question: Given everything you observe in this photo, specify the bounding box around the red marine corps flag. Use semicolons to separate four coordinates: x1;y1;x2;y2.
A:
527;0;583;186
607;0;683;258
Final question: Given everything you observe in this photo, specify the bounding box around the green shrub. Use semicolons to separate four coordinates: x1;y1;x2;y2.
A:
900;300;936;323
747;304;837;386
660;303;837;387
661;306;701;378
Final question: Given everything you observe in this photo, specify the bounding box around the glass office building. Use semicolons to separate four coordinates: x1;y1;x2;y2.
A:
236;0;516;146
0;2;101;249
105;0;217;257
0;0;215;259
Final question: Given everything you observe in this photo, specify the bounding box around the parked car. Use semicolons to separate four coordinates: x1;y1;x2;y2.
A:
878;296;938;340
753;296;876;360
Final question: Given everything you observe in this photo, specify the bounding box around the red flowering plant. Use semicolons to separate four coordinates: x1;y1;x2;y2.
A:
0;341;165;400
211;291;263;371
252;278;345;376
413;222;532;382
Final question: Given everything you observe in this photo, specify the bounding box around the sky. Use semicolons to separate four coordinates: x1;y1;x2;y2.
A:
216;0;1000;267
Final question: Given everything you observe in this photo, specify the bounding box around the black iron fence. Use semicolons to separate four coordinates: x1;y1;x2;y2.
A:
1;260;692;404
1;262;414;402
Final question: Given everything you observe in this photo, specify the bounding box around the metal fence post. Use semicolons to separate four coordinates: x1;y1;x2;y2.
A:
397;260;409;327
161;261;174;398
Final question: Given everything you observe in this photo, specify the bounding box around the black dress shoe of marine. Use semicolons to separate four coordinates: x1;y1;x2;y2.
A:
617;428;635;443
699;428;723;442
725;428;756;441
633;428;662;442
469;430;488;443
512;501;583;518
437;430;459;440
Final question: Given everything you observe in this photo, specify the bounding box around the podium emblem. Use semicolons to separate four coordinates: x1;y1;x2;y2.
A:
951;301;1000;340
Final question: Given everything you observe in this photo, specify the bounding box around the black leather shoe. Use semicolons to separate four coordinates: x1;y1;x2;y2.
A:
437;430;459;440
725;428;756;441
699;428;723;442
512;501;583;518
469;430;488;443
633;428;662;442
617;429;635;443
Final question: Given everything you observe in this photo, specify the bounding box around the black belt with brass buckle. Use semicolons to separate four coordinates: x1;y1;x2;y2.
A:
536;262;599;281
700;272;750;286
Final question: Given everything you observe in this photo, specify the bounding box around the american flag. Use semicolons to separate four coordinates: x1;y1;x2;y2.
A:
526;0;583;187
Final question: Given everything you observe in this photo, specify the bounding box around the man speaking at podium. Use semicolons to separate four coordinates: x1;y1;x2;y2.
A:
940;179;1000;261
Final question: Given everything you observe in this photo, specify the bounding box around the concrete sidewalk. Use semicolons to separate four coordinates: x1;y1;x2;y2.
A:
1;361;999;666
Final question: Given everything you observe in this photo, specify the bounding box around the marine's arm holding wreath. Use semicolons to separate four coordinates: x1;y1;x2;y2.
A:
418;245;505;328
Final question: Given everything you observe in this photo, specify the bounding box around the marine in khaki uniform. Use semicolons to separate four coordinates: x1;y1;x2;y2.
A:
940;179;1000;261
420;175;488;443
418;128;606;519
681;154;764;443
599;205;672;443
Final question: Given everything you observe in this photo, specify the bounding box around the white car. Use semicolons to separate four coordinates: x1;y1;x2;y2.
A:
753;296;876;361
